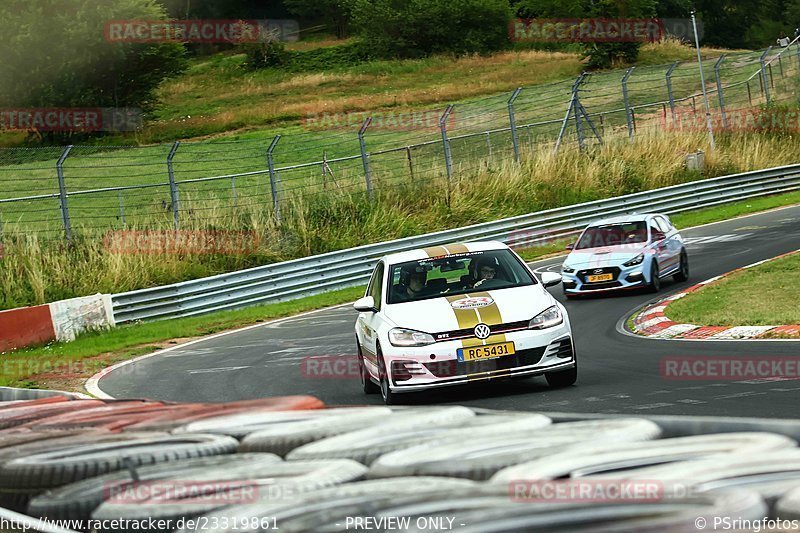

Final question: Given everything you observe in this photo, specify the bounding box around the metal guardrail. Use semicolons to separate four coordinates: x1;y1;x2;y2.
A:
111;163;800;323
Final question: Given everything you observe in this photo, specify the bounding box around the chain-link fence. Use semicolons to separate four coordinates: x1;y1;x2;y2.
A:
2;42;799;241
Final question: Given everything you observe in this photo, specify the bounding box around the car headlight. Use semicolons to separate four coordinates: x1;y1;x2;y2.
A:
388;328;436;347
561;264;575;273
623;253;644;267
528;305;563;330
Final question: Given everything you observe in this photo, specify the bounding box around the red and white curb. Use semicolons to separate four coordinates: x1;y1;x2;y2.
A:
631;250;800;340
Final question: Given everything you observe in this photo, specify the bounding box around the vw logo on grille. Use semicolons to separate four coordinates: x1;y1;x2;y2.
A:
593;268;604;274
474;323;491;340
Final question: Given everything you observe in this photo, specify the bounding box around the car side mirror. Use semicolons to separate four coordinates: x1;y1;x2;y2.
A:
652;231;666;242
566;243;575;251
353;295;377;312
540;272;563;288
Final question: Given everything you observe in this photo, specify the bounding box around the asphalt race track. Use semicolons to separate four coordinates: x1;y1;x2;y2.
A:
100;205;800;418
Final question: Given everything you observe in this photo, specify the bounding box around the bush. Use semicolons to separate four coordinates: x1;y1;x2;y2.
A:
348;0;513;59
243;40;371;71
0;0;186;115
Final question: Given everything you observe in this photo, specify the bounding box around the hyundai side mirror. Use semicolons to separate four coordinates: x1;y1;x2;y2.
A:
353;295;377;312
566;243;575;251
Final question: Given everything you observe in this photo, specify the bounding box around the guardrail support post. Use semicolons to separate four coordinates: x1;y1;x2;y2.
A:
267;135;281;223
507;87;523;162
166;141;180;229
665;61;679;125
714;55;727;129
622;67;636;140
358;117;373;200
439;105;455;205
760;47;772;104
56;145;73;242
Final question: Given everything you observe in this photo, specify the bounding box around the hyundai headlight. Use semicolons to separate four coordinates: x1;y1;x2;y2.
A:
389;328;436;347
528;305;563;330
623;253;644;267
561;264;575;273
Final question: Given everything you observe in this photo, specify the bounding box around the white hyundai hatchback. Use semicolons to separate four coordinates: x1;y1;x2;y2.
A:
353;241;576;404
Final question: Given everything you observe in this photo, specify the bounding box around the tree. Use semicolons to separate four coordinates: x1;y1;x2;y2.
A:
349;0;512;58
0;0;187;140
284;0;352;38
512;0;657;68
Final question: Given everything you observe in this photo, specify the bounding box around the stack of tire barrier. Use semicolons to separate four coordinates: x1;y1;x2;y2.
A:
4;396;800;532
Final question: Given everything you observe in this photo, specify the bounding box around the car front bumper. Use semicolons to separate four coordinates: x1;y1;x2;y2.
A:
382;324;575;394
561;263;648;294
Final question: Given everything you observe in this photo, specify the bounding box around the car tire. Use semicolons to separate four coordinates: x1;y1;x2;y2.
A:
648;262;661;293
377;346;397;406
673;250;689;282
545;365;577;388
357;343;379;395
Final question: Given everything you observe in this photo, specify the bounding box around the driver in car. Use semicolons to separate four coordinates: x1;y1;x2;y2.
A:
393;265;434;302
471;258;499;288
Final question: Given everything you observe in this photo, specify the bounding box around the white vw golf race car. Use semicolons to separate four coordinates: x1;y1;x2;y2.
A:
353;241;576;404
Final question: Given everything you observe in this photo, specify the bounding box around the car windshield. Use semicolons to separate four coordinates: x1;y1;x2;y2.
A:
575;222;648;250
386;249;536;304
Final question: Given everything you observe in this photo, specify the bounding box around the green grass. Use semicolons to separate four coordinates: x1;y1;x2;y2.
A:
670;190;800;229
666;252;800;327
2;285;366;390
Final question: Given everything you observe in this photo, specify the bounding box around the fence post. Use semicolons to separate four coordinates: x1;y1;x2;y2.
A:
796;42;800;71
267;135;281;223
358;118;373;200
166;141;180;229
231;177;237;207
665;61;679;125
56;145;73;242
439;105;454;182
622;67;635;139
714;55;727;129
554;74;584;153
778;54;784;77
406;146;414;181
321;150;327;190
760;47;772;104
118;190;125;226
507;87;523;162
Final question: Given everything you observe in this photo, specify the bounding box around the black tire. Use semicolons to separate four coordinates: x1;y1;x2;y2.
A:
237;407;392;457
357;343;379;395
91;459;367;527
673;250;689;282
27;453;280;521
545;365;577;388
377;346;397;406
648;262;661;293
0;433;238;493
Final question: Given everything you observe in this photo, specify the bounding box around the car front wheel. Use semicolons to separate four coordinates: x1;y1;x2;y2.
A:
377;345;397;405
357;342;379;395
648;262;661;293
673;251;689;282
545;365;577;387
